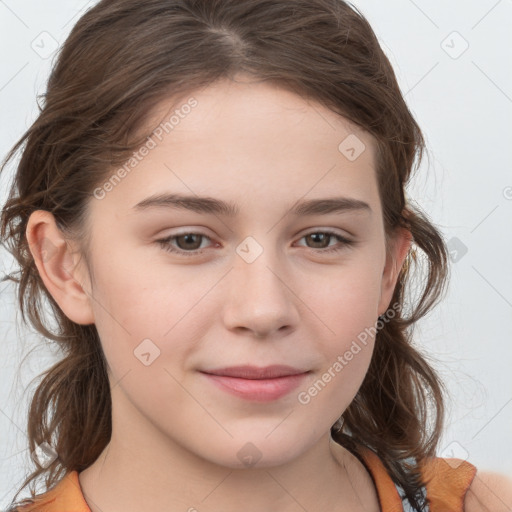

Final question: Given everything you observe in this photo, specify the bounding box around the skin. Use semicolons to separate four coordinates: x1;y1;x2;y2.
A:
26;74;413;512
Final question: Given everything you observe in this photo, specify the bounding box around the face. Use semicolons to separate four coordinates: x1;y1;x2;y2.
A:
31;75;408;470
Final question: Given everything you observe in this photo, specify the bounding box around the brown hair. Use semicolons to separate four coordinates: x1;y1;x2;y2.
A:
1;0;449;510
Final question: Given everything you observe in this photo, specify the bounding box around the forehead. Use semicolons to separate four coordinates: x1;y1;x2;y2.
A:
92;76;379;218
144;76;373;151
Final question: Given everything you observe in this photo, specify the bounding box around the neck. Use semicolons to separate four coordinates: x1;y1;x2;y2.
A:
78;432;371;512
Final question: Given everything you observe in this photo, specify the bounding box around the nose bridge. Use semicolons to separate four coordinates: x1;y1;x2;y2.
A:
224;233;298;336
235;233;287;302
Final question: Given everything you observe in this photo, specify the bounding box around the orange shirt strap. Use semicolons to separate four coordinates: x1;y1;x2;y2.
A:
420;456;477;512
356;446;406;512
355;444;478;512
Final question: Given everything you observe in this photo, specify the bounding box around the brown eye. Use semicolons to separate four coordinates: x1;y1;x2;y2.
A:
297;230;354;253
156;232;212;256
305;232;333;249
174;233;204;250
156;229;355;258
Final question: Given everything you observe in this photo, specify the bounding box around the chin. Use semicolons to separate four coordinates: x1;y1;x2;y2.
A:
197;431;313;470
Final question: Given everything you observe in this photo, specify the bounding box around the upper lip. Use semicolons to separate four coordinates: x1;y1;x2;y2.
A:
201;365;308;379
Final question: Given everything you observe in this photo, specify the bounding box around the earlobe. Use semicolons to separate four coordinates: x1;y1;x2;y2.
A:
26;210;95;325
377;227;412;316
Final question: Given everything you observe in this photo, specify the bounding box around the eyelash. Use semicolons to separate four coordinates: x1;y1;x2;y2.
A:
156;230;355;257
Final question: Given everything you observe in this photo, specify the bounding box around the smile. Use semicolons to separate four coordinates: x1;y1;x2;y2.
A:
200;365;310;402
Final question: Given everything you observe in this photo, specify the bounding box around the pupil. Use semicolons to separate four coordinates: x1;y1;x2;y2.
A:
310;233;327;248
180;234;200;249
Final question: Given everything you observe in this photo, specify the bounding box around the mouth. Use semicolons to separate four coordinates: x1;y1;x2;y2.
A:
199;365;310;402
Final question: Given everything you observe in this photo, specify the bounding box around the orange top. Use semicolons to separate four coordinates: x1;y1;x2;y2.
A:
14;445;477;512
353;444;477;511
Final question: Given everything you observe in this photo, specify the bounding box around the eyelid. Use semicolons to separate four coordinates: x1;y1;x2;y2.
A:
157;226;353;241
300;226;353;239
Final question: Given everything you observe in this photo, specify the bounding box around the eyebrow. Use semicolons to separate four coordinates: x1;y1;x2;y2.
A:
132;193;371;217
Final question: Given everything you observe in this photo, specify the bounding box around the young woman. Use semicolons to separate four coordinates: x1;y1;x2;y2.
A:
1;1;511;511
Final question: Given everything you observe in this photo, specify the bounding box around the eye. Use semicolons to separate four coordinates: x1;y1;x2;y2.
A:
295;230;355;253
156;232;214;257
156;229;355;257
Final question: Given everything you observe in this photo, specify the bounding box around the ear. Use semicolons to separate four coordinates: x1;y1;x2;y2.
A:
377;227;412;316
25;210;95;325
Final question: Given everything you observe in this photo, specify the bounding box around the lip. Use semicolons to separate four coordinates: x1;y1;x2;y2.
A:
200;365;310;402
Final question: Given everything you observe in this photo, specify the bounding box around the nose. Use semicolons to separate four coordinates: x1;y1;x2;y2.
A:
221;246;300;340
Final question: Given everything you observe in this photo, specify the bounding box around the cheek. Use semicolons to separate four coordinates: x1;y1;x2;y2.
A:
300;255;384;340
296;344;372;422
297;256;383;390
295;275;380;420
87;252;214;381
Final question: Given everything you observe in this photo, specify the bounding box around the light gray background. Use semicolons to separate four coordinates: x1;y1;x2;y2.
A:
1;0;511;506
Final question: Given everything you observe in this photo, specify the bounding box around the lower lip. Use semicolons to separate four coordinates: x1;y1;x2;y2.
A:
201;372;308;402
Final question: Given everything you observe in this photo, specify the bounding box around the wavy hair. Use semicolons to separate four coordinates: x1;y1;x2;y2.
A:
1;1;448;510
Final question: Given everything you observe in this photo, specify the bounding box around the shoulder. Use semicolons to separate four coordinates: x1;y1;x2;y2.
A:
464;470;512;512
12;471;85;512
